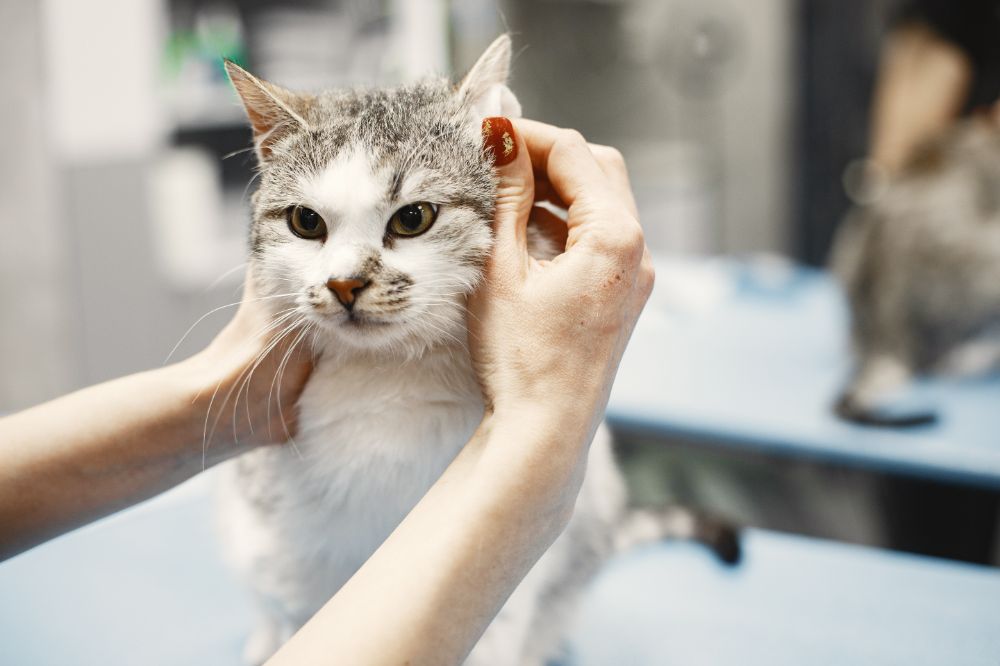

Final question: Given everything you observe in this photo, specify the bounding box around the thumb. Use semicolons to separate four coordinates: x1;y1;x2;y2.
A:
483;117;533;273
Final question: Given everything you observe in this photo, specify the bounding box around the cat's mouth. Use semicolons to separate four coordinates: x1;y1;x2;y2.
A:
339;311;392;329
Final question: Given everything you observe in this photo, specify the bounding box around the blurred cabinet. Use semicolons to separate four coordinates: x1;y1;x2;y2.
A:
503;0;794;257
0;3;73;409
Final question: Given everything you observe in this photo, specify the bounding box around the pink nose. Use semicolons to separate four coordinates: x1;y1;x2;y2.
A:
326;277;370;309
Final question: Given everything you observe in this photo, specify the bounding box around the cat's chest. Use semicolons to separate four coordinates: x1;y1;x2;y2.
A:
292;346;484;489
221;347;485;591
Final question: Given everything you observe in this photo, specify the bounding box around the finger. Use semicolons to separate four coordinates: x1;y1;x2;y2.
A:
483;116;533;276
517;119;642;260
533;145;636;217
532;178;568;211
587;143;639;219
227;268;264;336
533;142;637;217
241;267;259;301
514;118;614;214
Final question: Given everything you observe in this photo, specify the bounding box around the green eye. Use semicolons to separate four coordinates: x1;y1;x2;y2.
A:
287;206;327;240
388;202;438;237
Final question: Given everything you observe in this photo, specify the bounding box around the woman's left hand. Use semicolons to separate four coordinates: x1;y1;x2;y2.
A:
181;274;314;462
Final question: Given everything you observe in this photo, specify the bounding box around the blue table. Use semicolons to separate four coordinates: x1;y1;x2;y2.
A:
2;475;999;665
607;257;1000;489
572;530;1000;665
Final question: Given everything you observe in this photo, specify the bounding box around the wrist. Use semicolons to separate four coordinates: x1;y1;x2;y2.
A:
486;400;596;443
485;382;608;444
469;402;600;516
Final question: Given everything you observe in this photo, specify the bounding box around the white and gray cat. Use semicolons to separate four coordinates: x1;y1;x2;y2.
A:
833;118;1000;426
216;36;737;665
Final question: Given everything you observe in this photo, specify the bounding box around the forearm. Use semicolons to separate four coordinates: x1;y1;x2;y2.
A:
0;360;209;559
870;22;971;172
267;405;595;666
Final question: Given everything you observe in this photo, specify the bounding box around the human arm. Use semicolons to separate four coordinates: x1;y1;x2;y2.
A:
265;118;653;665
0;284;311;560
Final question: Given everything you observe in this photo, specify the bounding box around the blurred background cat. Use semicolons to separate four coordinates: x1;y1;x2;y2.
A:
833;118;1000;426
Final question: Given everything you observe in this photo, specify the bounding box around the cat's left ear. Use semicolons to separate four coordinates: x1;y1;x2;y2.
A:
457;35;522;120
225;60;312;162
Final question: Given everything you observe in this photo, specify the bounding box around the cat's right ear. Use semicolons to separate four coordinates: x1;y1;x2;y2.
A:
458;34;522;120
224;60;311;162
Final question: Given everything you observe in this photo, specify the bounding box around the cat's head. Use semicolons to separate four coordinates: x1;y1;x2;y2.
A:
227;36;520;357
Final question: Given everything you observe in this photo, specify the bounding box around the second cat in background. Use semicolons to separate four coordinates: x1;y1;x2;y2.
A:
833;119;1000;426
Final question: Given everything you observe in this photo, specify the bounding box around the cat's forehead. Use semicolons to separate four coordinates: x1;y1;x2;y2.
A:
299;148;385;220
317;81;463;154
272;83;466;175
255;79;494;222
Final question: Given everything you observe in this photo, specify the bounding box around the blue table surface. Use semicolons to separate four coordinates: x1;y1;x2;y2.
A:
607;257;1000;489
2;475;999;665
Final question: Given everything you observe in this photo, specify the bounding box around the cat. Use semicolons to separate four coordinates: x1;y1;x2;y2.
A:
215;35;738;665
832;117;1000;427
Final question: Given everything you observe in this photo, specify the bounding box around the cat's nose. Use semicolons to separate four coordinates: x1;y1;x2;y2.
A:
326;277;370;310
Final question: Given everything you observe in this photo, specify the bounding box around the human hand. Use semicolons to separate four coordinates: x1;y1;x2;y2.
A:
468;118;654;445
181;274;313;463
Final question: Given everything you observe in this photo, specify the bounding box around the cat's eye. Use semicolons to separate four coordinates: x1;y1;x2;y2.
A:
388;202;438;237
287;206;327;240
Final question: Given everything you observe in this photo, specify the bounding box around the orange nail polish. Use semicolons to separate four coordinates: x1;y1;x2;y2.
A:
481;116;518;166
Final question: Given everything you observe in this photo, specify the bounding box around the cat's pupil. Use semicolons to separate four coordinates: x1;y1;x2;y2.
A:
397;205;423;231
300;208;319;230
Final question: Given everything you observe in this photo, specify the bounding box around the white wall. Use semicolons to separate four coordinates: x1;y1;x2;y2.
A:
719;0;793;254
0;2;73;409
626;0;793;255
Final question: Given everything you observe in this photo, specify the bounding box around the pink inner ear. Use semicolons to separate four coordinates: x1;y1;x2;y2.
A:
246;107;280;142
249;121;284;161
240;93;301;160
245;109;296;160
226;62;310;161
470;84;522;124
498;86;522;119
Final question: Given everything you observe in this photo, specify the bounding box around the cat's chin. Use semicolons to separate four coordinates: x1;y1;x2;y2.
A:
309;313;443;358
340;314;393;330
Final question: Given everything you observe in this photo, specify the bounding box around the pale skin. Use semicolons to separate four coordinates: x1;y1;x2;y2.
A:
0;119;653;664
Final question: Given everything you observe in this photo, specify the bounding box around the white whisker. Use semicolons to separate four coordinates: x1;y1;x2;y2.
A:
164;292;299;366
201;308;303;468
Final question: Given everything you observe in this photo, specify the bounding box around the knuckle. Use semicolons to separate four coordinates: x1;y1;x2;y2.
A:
618;218;645;252
558;128;588;149
596;145;627;171
591;216;645;263
639;258;656;296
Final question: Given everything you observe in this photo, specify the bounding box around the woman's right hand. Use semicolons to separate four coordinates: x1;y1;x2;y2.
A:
468;118;654;449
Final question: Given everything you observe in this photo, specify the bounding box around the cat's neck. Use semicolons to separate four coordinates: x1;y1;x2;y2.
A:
309;337;482;410
315;335;472;372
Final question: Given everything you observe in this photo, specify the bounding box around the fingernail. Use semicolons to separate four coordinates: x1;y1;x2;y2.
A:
481;116;518;167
